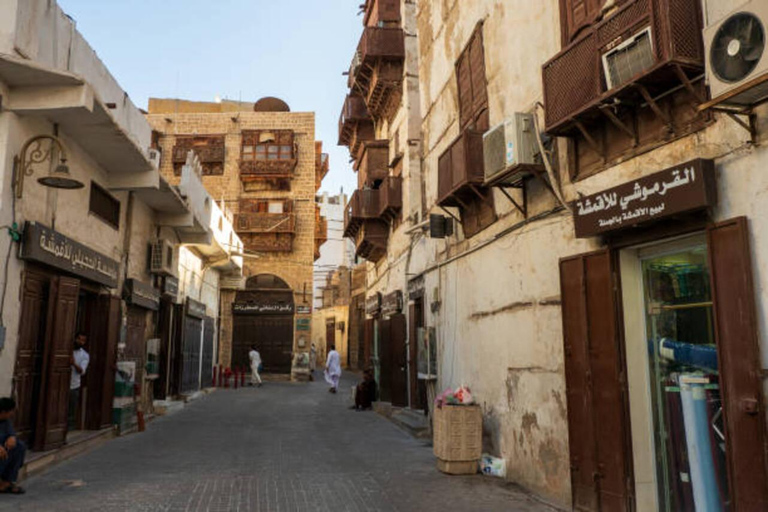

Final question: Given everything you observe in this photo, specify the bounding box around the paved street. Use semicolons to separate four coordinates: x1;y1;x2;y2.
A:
0;375;555;512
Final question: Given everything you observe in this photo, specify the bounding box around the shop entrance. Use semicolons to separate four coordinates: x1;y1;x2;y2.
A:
232;274;295;374
621;235;726;511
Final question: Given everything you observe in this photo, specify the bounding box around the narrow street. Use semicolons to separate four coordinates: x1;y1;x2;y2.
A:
0;376;553;512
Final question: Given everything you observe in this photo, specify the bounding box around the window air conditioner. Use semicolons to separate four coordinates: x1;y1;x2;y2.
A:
150;239;176;276
704;0;768;107
482;113;539;187
602;27;655;91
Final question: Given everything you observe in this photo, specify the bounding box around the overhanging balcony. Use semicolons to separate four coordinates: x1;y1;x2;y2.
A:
344;189;380;239
349;27;405;121
437;130;486;208
364;0;401;27
354;220;389;263
377;176;402;221
356;140;389;188
338;94;373;147
239;159;297;181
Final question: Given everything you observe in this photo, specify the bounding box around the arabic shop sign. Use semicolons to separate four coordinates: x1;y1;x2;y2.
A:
296;305;311;315
232;302;295;316
573;159;716;238
382;290;403;317
365;293;382;316
186;298;207;319
161;275;179;301
125;279;161;311
296;318;311;331
20;222;120;288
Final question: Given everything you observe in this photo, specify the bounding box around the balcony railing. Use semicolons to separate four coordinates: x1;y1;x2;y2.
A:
356;140;389;188
235;213;296;234
241;233;293;253
239;159;297;181
437;130;485;208
364;0;401;27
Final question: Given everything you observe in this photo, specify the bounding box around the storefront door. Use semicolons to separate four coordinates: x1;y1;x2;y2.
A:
201;317;215;388
561;218;768;511
180;315;202;394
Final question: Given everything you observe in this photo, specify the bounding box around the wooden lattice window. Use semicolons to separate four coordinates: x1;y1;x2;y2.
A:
559;0;630;46
171;135;226;176
241;130;296;162
456;23;489;132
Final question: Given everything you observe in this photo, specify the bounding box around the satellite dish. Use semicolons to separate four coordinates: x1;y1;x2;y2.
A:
711;12;765;83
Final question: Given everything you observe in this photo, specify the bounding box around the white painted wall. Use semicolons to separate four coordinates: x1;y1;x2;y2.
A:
314;192;354;309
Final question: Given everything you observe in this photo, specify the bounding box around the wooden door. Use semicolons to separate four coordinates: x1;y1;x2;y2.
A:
408;300;426;410
378;319;392;403
85;295;120;430
560;250;633;512
232;315;294;374
181;315;202;394
36;276;80;451
390;314;408;408
154;298;173;400
13;270;50;442
326;319;336;354
169;303;184;397
707;217;768;510
364;318;374;368
124;306;147;383
201;316;215;388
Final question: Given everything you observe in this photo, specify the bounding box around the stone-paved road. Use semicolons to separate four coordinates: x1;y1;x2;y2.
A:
0;375;556;512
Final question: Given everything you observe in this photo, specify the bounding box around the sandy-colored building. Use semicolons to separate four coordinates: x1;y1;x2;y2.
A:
147;98;328;378
342;0;768;509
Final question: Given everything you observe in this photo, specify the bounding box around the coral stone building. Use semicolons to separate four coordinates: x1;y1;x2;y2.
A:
147;98;327;377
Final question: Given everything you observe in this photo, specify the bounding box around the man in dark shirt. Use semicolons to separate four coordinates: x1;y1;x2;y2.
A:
0;397;26;495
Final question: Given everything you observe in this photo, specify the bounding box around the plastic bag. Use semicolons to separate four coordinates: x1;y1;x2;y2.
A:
480;453;507;478
454;386;474;405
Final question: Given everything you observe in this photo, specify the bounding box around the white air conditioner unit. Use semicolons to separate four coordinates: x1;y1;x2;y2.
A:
602;27;655;91
148;148;161;170
704;1;768;107
150;239;176;276
483;113;540;186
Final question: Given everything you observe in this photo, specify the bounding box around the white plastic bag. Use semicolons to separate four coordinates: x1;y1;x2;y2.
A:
480;453;507;478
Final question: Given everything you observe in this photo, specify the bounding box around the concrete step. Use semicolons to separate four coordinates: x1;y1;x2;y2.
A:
20;427;116;481
390;407;431;439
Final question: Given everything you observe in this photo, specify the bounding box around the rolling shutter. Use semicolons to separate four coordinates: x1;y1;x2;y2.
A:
707;217;768;510
560;250;632;511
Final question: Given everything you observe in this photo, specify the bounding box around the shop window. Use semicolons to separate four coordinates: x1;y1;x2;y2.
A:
89;182;120;229
456;23;489;132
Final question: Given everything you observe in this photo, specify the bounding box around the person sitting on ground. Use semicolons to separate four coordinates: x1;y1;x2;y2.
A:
353;368;377;411
0;397;26;495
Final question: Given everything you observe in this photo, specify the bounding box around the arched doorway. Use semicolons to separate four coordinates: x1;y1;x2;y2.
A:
232;274;295;374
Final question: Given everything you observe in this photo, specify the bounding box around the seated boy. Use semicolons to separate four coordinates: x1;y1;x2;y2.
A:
353;369;377;411
0;397;26;495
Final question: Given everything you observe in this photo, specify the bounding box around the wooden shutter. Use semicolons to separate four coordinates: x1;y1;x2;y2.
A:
560;0;607;46
560;250;632;512
456;24;488;131
379;319;392;403
390;313;408;407
36;276;80;451
13;270;49;442
86;295;120;430
707;217;768;510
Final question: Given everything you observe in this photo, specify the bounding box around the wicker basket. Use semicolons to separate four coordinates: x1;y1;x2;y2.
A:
433;404;482;462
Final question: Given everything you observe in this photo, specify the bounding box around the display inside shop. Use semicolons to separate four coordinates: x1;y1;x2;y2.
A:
641;243;728;512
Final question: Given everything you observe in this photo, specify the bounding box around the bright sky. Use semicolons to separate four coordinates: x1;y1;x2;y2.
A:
57;0;362;196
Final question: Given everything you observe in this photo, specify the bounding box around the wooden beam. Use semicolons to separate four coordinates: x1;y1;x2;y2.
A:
439;206;461;224
673;65;703;104
468;184;493;207
498;186;527;218
599;105;637;143
574;119;604;158
635;83;673;131
698;72;768;112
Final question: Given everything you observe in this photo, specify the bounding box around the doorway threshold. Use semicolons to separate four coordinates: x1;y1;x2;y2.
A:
20;427;116;481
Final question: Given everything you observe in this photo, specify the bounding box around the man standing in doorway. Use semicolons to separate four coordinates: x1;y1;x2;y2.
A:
69;333;90;430
249;345;263;387
324;344;341;394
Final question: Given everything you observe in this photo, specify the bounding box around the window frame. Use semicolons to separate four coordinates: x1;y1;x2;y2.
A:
88;181;121;230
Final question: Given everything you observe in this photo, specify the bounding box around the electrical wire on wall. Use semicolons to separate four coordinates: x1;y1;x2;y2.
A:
0;158;21;337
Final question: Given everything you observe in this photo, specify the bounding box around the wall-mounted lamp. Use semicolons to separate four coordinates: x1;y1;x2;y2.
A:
15;135;84;198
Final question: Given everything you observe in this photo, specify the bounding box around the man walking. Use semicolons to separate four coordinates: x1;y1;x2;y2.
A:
0;397;26;495
249;345;263;387
69;332;89;430
324;344;341;394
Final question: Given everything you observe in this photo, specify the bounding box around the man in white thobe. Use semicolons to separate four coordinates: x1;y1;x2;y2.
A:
69;333;90;430
249;345;263;387
324;344;341;394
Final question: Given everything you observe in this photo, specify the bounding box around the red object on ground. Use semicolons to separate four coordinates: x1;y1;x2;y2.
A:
224;368;231;388
137;411;146;432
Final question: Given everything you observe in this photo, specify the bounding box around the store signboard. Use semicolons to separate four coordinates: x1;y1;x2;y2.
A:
296;318;311;331
125;279;161;311
186;298;206;319
382;290;403;317
365;292;382;316
573;159;716;238
20;221;120;287
232;302;294;315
